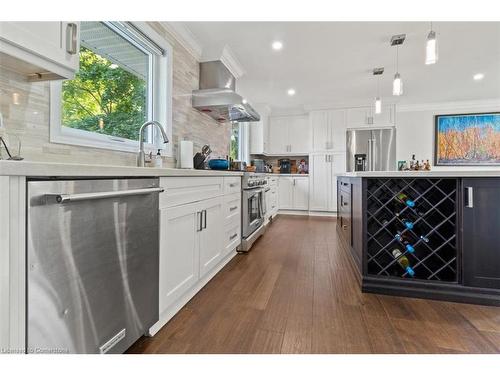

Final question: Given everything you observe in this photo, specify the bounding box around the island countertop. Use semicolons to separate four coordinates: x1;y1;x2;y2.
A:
0;160;244;177
336;170;500;178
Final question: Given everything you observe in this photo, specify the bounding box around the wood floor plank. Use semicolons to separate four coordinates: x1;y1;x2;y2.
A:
248;329;284;354
127;215;500;354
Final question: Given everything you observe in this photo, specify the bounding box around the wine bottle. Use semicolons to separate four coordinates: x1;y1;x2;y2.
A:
392;248;415;277
395;192;415;208
397;217;414;230
419;235;430;243
394;232;415;253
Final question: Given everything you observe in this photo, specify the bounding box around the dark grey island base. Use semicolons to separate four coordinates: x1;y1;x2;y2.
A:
337;172;500;306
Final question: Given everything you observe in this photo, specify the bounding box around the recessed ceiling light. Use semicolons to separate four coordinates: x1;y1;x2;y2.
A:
272;41;283;51
242;98;247;104
473;73;485;81
287;88;296;96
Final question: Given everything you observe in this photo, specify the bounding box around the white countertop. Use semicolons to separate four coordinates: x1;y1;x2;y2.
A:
336;170;500;178
0;160;244;177
276;174;309;177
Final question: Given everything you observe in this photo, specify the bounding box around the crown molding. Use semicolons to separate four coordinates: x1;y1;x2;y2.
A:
219;45;246;79
159;22;202;60
396;98;500;112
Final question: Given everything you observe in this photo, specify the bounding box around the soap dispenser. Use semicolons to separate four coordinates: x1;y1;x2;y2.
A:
154;149;163;168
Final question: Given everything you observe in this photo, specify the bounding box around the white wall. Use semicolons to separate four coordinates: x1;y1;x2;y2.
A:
396;99;500;170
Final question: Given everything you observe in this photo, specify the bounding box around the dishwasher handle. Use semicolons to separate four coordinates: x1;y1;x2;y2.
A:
47;187;165;204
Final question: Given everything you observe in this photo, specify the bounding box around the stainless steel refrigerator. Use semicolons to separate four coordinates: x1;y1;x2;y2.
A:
346;127;396;172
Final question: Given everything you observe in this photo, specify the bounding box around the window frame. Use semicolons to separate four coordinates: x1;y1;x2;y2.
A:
49;22;173;156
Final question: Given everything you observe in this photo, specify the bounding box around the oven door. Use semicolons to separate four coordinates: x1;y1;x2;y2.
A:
242;188;264;238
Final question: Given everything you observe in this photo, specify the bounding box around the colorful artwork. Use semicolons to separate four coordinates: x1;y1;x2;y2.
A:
435;113;500;165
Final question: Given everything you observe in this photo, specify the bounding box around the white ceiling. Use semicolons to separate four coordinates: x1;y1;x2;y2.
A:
182;22;500;112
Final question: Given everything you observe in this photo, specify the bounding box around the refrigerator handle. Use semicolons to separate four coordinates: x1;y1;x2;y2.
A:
367;139;373;171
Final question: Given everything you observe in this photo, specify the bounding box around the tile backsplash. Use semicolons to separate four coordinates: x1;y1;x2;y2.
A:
0;22;231;167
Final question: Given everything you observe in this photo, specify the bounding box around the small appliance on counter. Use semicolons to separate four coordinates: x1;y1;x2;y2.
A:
279;159;291;174
230;160;247;171
354;153;367;171
251;159;266;173
193;144;211;169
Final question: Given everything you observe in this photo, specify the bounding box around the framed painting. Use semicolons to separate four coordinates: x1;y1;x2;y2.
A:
435;112;500;166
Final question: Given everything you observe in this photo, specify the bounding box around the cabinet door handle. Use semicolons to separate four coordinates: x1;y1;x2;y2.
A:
229;183;237;187
197;211;202;232
202;209;207;229
466;187;474;208
229;233;238;240
230;206;238;211
66;23;78;55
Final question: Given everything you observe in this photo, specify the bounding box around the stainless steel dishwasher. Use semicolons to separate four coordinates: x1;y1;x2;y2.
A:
27;178;163;354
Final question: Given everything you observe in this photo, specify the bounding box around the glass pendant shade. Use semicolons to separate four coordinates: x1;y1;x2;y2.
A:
393;73;403;96
425;30;438;65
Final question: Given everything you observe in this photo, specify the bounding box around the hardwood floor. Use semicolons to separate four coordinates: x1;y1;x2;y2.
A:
127;215;500;354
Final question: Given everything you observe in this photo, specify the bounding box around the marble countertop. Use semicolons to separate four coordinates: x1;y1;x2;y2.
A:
336;170;500;178
0;160;244;177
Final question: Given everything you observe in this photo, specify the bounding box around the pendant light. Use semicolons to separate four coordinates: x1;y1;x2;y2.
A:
373;67;384;114
390;34;406;96
425;22;438;65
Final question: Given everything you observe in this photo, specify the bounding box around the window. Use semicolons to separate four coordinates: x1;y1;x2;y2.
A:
50;22;172;155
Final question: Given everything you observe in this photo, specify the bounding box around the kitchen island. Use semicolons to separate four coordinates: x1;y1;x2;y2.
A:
336;170;500;306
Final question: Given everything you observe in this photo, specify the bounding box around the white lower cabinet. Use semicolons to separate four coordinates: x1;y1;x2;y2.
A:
159;201;200;313
278;176;309;211
153;176;241;335
199;197;224;278
309;152;346;212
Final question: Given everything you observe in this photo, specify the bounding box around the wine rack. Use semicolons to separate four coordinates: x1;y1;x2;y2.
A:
366;178;458;282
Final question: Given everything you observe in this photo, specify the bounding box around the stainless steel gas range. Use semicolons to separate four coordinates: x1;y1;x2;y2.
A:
239;173;268;252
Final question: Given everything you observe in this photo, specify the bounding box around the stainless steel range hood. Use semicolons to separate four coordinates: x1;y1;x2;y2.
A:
192;61;260;122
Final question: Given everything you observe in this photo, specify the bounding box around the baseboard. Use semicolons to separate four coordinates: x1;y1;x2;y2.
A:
277;209;337;217
148;249;238;336
308;211;337;217
363;276;500;307
277;209;309;216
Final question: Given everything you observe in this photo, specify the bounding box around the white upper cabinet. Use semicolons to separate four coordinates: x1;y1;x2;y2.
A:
268;115;310;155
288;115;311;154
0;21;80;80
346;105;395;127
268;117;288;154
310;109;347;152
249;105;270;155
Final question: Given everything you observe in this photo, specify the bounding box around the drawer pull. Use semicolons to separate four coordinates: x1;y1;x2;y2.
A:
229;183;238;187
230;206;238;211
229;233;238;240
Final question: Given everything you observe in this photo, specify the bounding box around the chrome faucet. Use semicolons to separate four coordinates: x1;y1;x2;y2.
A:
137;121;169;167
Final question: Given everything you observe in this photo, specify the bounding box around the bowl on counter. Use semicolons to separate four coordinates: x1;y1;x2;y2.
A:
208;159;229;170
